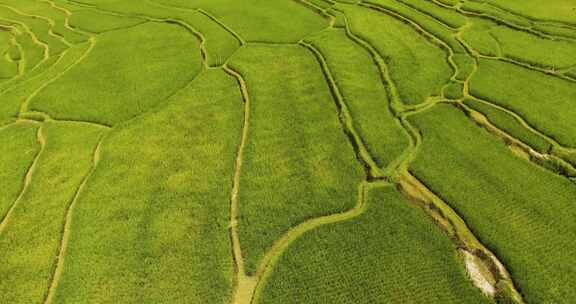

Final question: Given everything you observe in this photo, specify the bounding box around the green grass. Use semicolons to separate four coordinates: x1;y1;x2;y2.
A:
228;44;364;275
54;69;241;303
305;29;410;169
259;185;491;304
0;121;103;303
470;58;576;147
29;22;202;126
409;104;576;303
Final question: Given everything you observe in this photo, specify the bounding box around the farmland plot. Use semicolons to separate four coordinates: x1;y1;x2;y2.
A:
0;0;575;303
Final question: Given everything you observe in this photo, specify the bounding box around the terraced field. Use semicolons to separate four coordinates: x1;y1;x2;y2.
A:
0;0;574;303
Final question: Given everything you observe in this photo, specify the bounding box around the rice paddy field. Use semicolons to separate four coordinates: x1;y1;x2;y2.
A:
0;0;575;303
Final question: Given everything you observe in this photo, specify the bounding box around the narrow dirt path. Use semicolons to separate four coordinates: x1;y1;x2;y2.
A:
222;65;254;304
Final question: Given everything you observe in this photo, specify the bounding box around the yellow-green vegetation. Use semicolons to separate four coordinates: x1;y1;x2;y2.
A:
409;104;576;303
1;0;575;303
29;22;203;126
304;28;410;170
53;70;241;303
470;59;576;147
337;3;452;105
68;9;146;33
228;44;364;274
0;122;39;220
259;185;491;304
0;121;103;303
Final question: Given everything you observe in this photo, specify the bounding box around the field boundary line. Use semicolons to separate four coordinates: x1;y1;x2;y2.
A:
43;133;105;304
222;64;254;304
19;110;112;129
0;125;45;235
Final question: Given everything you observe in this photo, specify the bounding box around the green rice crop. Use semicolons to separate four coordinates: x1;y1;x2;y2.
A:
54;69;241;303
0;42;89;122
0;22;45;72
0;121;103;303
0;122;39;220
337;3;452;105
479;0;576;25
305;29;410;169
259;185;491;304
0;0;88;44
410;104;576;303
29;22;202;126
157;0;329;42
443;81;464;99
228;44;363;275
366;0;466;54
68;9;146;33
1;1;575;303
470;58;576;147
461;15;576;69
461;1;533;28
0;5;69;55
463;98;552;153
394;0;467;29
